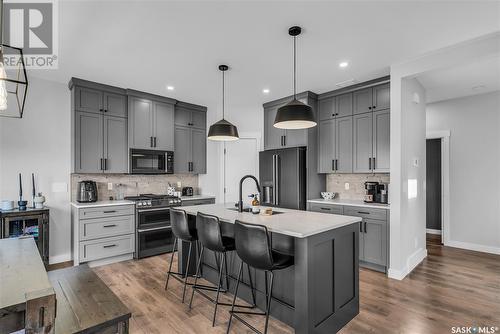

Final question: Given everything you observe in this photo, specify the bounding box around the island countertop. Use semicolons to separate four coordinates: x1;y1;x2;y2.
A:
181;203;361;238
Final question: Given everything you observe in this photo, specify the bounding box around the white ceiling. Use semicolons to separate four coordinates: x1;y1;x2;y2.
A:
417;55;500;103
32;1;500;116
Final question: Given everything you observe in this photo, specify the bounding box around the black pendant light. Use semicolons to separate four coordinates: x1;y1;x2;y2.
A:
208;65;239;141
274;26;316;129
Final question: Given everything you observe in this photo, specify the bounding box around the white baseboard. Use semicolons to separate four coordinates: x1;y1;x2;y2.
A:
388;248;427;281
446;240;500;255
49;253;72;265
426;228;442;235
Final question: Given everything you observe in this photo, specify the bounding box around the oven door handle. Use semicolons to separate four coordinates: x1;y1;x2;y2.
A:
137;207;174;212
137;225;172;233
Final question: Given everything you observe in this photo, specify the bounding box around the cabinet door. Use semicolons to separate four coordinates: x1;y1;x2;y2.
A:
353;113;373;173
362;219;387;266
103;92;127;118
359;222;365;261
153;102;175;151
264;106;284;150
373;109;390;173
128;97;153;149
75;112;103;173
353;88;373;115
318;119;335;173
191;110;206;129
75;87;103;114
175;108;191;127
335;93;353;118
103;116;128;173
191;128;207;174
335;116;353;173
318;97;335;121
372;83;390;111
284;97;309;147
174;126;191;173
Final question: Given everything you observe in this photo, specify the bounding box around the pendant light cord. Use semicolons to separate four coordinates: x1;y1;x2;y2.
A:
293;35;296;99
222;69;225;119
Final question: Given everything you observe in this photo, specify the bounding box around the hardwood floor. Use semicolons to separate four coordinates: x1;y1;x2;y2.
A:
93;235;500;333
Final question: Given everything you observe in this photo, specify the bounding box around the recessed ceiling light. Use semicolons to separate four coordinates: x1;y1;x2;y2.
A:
263;89;270;94
339;61;349;68
167;86;174;91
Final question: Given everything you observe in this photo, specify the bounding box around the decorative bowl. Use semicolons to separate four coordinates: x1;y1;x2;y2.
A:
321;192;336;200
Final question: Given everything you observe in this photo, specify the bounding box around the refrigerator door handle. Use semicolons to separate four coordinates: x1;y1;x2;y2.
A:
272;154;276;205
275;154;280;206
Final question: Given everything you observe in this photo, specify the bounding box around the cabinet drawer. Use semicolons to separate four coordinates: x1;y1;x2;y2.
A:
80;215;134;241
79;234;134;262
79;205;135;220
344;206;387;220
182;199;215;206
308;203;343;215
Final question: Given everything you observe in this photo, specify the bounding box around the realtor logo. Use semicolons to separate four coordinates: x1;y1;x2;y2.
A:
3;0;58;69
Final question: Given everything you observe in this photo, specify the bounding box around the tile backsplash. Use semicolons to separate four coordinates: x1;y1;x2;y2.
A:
71;174;199;201
326;174;390;200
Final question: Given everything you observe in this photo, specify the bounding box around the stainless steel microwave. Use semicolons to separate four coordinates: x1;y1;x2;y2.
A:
130;149;174;174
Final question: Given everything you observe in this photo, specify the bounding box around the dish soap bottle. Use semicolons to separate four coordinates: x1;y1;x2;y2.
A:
251;194;260;214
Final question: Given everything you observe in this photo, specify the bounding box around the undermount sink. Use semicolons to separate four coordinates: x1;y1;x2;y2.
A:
226;207;284;215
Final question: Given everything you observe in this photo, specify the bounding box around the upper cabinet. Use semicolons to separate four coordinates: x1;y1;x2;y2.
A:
263;94;312;150
174;102;207;174
127;90;175;151
70;78;128;174
317;79;390;174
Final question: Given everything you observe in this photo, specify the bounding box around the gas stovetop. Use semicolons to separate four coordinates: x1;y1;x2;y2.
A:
124;194;181;209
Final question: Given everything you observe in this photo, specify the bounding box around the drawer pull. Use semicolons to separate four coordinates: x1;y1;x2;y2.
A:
103;224;117;228
103;244;117;248
103;210;117;214
357;211;370;215
320;207;331;211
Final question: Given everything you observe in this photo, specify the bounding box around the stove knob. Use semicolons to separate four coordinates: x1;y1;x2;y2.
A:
142;201;147;206
147;200;152;206
169;200;173;204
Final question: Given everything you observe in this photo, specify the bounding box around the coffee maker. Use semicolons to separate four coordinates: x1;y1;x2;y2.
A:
364;181;389;204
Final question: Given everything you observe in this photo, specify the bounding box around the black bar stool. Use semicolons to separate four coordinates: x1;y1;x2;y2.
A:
226;220;294;334
189;212;256;327
165;207;213;303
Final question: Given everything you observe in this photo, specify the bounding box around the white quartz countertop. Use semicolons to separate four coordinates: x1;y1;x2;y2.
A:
70;200;135;209
181;203;361;238
308;198;390;210
181;195;216;201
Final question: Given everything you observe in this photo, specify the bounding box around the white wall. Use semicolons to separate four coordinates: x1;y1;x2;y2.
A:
0;76;71;263
426;91;500;253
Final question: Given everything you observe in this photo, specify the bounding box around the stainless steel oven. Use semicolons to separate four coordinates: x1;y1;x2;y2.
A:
130;149;174;174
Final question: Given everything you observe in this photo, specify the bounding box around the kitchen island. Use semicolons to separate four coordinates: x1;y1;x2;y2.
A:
179;203;361;334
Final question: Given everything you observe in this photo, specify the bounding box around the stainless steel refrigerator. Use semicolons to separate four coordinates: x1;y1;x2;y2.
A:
259;147;307;210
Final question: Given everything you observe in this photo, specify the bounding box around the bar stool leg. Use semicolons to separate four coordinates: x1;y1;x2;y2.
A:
181;241;193;303
212;252;225;326
226;262;243;334
223;252;230;290
263;271;275;334
165;237;178;290
189;246;205;309
246;264;256;306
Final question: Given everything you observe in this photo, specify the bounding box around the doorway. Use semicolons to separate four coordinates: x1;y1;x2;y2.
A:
426;138;442;241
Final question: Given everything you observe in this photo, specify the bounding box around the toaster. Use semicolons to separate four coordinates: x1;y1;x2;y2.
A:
182;187;193;196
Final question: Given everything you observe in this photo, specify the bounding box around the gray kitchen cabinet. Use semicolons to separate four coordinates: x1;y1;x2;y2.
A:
264;105;284;149
174;126;191;173
335;93;353;118
361;218;387;266
191;110;206;129
372;109;390;172
318;119;335;173
75;87;103;114
191;127;207;174
128;93;175;150
308;202;343;214
372;83;390;111
128;97;153;149
319;97;335;121
335;116;353;173
103;116;128;173
353;88;373;115
175;105;206;130
103;92;127;118
153;101;175;151
74;111;104;173
353;112;373;173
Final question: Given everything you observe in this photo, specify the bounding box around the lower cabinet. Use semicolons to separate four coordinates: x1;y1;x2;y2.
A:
72;204;135;266
181;198;216;206
308;202;389;273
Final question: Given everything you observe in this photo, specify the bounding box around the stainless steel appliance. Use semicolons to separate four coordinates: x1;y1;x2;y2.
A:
130;149;174;174
182;187;193;196
124;194;182;259
259;147;306;210
364;181;378;203
76;180;98;203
